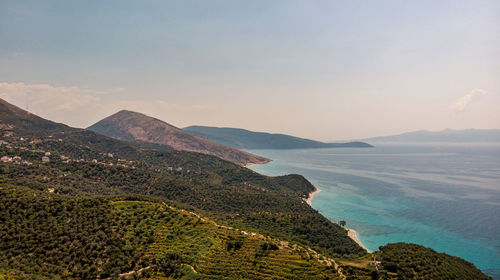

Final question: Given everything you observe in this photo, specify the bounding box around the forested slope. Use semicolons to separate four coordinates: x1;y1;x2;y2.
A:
0;185;341;279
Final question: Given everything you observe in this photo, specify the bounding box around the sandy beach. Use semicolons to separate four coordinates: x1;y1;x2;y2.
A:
304;188;369;252
305;188;321;206
347;228;370;252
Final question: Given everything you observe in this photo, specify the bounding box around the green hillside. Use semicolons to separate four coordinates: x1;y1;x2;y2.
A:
377;243;490;280
0;185;341;279
0;99;363;255
183;126;372;149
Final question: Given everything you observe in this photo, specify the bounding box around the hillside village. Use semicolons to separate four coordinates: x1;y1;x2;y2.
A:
0;123;189;174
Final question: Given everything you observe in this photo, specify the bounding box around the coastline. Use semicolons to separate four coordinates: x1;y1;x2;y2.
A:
252;165;370;254
244;159;271;168
304;189;369;252
305;188;321;206
347;228;370;252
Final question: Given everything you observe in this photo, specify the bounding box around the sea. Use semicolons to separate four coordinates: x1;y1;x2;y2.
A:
248;143;500;279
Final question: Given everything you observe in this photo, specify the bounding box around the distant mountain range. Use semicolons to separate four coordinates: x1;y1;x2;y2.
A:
364;129;500;143
183;126;373;149
88;111;270;166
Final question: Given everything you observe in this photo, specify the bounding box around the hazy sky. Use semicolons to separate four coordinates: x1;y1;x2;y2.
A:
1;0;499;141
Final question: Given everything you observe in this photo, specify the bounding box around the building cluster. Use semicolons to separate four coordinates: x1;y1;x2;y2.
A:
0;123;14;138
167;166;184;172
0;124;137;169
1;155;32;166
0;123;191;173
370;257;383;271
164;166;192;174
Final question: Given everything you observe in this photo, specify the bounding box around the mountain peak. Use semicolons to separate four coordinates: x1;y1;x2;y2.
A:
88;111;270;166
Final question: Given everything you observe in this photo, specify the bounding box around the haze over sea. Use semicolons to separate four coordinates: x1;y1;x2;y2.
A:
249;143;500;279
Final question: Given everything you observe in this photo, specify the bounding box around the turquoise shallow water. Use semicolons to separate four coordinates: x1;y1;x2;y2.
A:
248;144;500;279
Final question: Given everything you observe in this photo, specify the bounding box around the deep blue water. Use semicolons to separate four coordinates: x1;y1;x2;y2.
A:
248;144;500;279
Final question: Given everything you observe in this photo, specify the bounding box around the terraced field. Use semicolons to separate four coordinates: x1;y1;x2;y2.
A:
196;236;339;280
110;200;341;279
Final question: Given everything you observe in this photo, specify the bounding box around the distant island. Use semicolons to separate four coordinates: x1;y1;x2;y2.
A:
183;125;373;149
363;129;500;143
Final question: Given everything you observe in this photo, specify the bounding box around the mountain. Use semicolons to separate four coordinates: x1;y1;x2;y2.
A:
364;129;500;143
0;98;491;279
183;125;373;149
87;110;270;166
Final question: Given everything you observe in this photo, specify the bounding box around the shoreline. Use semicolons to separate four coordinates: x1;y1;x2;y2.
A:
249;164;370;253
347;228;370;252
304;189;369;252
244;159;272;168
305;188;321;206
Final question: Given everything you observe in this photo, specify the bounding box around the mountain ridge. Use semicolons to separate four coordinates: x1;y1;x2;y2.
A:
363;128;500;143
183;125;373;149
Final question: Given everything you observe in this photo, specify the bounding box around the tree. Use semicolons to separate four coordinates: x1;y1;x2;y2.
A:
156;253;182;277
339;220;346;227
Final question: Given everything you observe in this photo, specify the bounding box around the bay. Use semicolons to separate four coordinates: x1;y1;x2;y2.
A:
248;143;500;279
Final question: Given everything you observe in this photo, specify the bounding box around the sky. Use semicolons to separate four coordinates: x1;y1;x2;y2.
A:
0;0;499;141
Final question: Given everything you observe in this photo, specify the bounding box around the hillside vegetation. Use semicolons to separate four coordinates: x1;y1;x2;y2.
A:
378;243;490;280
0;185;341;279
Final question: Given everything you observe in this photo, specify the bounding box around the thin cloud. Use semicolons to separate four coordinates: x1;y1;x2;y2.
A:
0;82;212;128
451;88;487;112
0;82;112;128
0;82;102;112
